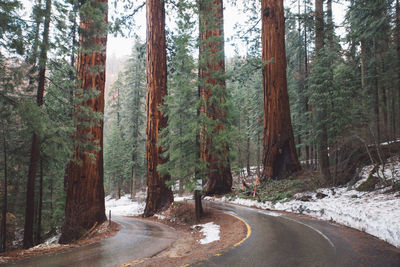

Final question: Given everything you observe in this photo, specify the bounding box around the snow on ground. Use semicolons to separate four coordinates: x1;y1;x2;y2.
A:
105;195;145;216
154;214;166;220
105;194;193;217
206;158;400;248
174;195;193;202
192;222;221;244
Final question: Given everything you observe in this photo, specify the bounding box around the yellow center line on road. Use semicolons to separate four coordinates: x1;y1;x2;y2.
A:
227;213;252;247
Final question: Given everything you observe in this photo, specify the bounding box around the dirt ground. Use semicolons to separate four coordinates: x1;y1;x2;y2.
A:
0;221;120;264
122;201;247;267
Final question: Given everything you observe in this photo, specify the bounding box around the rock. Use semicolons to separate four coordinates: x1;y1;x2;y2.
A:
316;192;328;199
297;195;312;202
356;175;379;192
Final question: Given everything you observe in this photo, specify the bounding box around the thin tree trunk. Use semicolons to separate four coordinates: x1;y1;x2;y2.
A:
59;0;108;243
373;39;381;143
23;0;51;249
35;158;43;244
303;0;310;168
199;0;233;195
261;0;301;180
396;0;400;136
246;117;251;176
143;0;173;217
28;0;43;90
257;131;260;176
315;0;331;183
1;134;7;252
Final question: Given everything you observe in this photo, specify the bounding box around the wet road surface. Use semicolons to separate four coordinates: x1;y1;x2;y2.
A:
195;201;400;267
3;216;176;267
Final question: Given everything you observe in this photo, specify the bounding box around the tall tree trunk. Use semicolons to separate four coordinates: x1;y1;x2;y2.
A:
143;0;173;217
261;0;301;180
23;0;51;249
59;0;108;243
246;117;251;176
257;130;261;176
373;39;381;143
396;0;400;136
1;134;7;252
28;0;43;91
303;0;310;168
315;0;331;183
35;158;43;244
199;0;233;195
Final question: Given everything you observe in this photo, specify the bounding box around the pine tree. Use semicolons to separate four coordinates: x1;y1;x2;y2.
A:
158;1;199;195
198;0;233;195
23;0;52;249
311;0;331;183
121;41;146;197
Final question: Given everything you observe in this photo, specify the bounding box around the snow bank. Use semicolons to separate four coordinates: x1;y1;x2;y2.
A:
105;195;145;216
192;222;221;244
174;195;193;202
206;159;400;248
104;194;192;217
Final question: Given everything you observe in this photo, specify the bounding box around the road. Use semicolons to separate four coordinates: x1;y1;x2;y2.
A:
195;201;400;267
3;216;176;267
3;202;400;267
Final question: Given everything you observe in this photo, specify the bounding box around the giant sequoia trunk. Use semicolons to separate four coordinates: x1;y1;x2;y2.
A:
23;0;51;249
59;0;107;243
199;0;232;195
315;0;332;183
261;0;300;180
143;0;173;217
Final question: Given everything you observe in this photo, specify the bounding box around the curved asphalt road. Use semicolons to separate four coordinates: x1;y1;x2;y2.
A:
3;203;400;267
194;201;400;267
3;216;176;267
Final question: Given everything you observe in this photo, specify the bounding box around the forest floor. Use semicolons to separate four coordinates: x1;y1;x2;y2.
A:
0;221;120;264
207;155;400;249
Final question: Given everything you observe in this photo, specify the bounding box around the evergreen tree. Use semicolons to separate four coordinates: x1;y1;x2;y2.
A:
159;1;199;195
198;0;233;195
23;0;52;249
120;41;147;197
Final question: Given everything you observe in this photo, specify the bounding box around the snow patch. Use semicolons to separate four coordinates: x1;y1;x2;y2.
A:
44;234;60;245
154;214;166;220
192;222;221;244
105;195;145;216
174;195;193;202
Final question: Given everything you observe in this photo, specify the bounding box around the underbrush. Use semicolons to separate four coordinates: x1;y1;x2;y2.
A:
236;171;322;203
159;202;210;226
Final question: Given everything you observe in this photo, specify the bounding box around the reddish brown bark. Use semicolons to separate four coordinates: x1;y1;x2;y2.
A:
59;0;107;243
143;0;173;217
23;0;51;249
199;0;232;195
261;0;301;180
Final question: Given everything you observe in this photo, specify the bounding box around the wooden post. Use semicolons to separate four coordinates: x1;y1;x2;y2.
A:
108;210;111;227
195;190;200;223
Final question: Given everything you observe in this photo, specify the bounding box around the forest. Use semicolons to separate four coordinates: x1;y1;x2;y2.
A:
0;0;399;255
